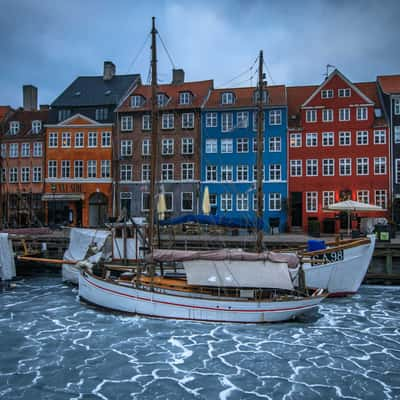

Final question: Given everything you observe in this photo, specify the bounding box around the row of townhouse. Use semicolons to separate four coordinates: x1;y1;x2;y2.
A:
0;61;399;233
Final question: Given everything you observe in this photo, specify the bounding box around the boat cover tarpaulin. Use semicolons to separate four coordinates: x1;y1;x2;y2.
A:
158;214;264;229
0;233;16;281
150;249;299;268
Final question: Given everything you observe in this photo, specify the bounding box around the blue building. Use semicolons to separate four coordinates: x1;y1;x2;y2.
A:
201;86;288;232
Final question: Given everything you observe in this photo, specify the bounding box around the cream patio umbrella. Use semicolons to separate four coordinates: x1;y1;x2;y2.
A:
157;193;167;221
202;186;211;215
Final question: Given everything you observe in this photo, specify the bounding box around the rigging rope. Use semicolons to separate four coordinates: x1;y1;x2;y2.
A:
126;33;151;73
157;32;177;69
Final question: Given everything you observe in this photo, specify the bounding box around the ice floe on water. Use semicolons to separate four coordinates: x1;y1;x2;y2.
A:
0;277;400;399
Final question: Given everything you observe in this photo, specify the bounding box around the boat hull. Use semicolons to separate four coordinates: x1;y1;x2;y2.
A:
79;271;324;323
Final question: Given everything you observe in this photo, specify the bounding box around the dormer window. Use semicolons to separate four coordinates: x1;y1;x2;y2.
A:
131;95;144;108
157;93;168;107
95;108;108;121
58;109;71;122
253;90;268;104
321;89;334;99
179;92;192;105
221;92;234;105
32;120;42;134
338;88;351;97
9;121;20;135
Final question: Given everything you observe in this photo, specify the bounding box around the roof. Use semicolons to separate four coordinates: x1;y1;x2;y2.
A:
204;85;287;109
51;74;140;107
116;80;214;112
0;106;13;122
1;108;49;137
377;75;400;94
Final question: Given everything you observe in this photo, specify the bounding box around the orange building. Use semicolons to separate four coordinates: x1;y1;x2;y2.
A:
43;114;113;227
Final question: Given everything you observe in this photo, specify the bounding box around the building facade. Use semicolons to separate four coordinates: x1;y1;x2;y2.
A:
115;70;213;220
201;86;288;231
287;70;389;233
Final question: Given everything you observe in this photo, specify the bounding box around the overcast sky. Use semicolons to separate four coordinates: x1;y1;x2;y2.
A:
1;0;399;108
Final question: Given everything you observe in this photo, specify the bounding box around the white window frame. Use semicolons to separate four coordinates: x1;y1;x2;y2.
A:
269;163;281;181
161;163;174;181
142;139;151;156
181;192;194;212
338;88;351;97
339;108;350;121
206;165;217;182
61;160;71;178
75;132;84;148
322;159;334;176
290;133;302;148
141;164;151;181
101;131;111;147
322;109;333;122
121;140;133;157
357;190;370;204
394;99;400;115
290;160;302;177
237;111;249;128
306;192;318;212
237;138;249;153
101;160;111;178
374;157;386;175
374;190;387;209
21;143;30;157
61;132;71;148
131;95;144;108
182;112;194;129
221;193;233;211
9;143;18;158
120;164;132;181
306;133;318;147
221;138;233;154
162;113;174;130
88;132;97;148
373;130;386;144
322;191;335;208
356;158;369;176
21;167;30;183
48;160;57;178
32;166;42;182
339;158;352;176
356;130;368;145
269;193;281;211
179;92;191;105
33;142;42;157
221;112;233;132
236;193;249;211
306;159;318;176
32;120;42;134
181;163;194;181
269;136;281;152
121;116;133;131
49;132;58;148
9;167;18;183
339;131;351;146
205;112;217;128
356;107;368;121
142;114;151;131
87;160;97;178
321;89;334;99
9;121;20;135
221;165;233;182
322;132;334;147
306;109;317;123
74;160;84;178
237;164;249;182
181;137;194;155
221;92;234;105
269;110;282;125
161;138;174;155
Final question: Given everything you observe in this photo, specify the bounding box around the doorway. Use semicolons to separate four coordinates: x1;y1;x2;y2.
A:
290;192;303;227
89;192;108;227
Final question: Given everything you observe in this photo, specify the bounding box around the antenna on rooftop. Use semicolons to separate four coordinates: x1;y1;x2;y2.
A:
324;64;335;80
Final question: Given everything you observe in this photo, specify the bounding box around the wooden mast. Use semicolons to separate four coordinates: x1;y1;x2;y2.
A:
148;16;159;252
256;50;265;253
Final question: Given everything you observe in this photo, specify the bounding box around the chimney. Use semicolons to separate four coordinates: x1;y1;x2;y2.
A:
103;61;116;81
23;85;38;111
40;104;50;110
172;69;184;85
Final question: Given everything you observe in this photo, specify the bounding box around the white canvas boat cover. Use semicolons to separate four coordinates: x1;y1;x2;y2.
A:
150;248;299;268
0;233;16;280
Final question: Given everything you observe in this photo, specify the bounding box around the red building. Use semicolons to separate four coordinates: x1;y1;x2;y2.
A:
287;69;389;233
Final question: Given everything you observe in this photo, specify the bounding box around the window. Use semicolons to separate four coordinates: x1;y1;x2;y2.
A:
141;192;150;211
357;190;369;204
323;191;335;208
237;112;249;128
356;158;369;175
339;131;351;146
339;158;351;176
306;110;317;122
75;132;84;148
221;92;234;104
142;139;151;155
181;163;194;180
205;112;217;128
58;109;71;122
209;194;217;209
322;132;334;146
95;108;108;120
237;165;249;181
252;138;264;152
120;192;132;217
162;113;174;129
102;131;111;147
306;133;318;147
101;160;111;178
9;143;18;158
1;144;6;158
205;139;217;153
237;193;249;211
221;165;233;182
141;164;151;181
269;193;281;211
21;143;30;157
206;165;217;181
49;132;58;148
182;192;193;211
269;137;281;152
120;164;132;181
179;92;191;105
269;164;281;181
322;109;333;122
290;133;302;147
157;93;168;107
252;111;265;132
395;126;400;143
254;90;268;104
182;113;194;129
396;159;400;184
87;160;96;178
322;159;334;176
290;160;302;176
321;89;334;99
142;114;151;131
394;99;400;115
9;167;18;183
32;167;42;182
121;116;133;131
338;88;351;97
161;163;174;181
221;112;233;132
48;161;57;178
33;142;42;157
306;159;318;176
32;120;42;134
253;165;265;181
1;168;6;183
62;132;71;148
88;132;97;147
375;190;387;209
357;107;368;120
306;192;318;212
61;160;70;178
221;138;233;153
374;157;386;175
374;130;386;144
237;138;249;153
21;167;30;183
221;193;233;211
356;131;368;145
9;121;20;135
269;110;282;125
339;108;350;121
74;160;83;178
253;194;265;211
131;95;144;108
164;193;173;212
181;138;193;154
161;138;174;155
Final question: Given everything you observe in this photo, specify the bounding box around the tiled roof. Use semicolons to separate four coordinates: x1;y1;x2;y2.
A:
51;74;140;107
286;85;317;128
204;85;287;109
1;109;49;137
377;75;400;94
116;80;214;112
0;106;13;122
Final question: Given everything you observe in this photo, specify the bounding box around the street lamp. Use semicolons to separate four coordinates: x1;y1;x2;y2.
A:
51;183;56;226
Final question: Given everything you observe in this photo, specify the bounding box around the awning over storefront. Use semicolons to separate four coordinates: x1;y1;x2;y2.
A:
42;193;84;201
